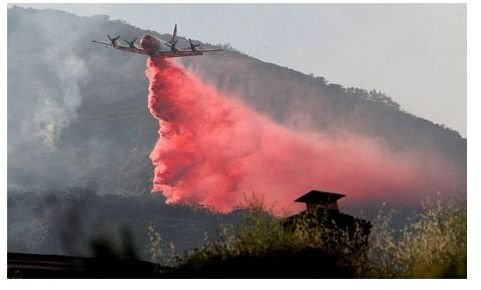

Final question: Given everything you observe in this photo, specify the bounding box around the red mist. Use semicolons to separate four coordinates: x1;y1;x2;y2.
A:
145;58;463;216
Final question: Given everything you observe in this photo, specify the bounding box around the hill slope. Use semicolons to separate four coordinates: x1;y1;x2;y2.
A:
7;6;466;257
7;6;466;197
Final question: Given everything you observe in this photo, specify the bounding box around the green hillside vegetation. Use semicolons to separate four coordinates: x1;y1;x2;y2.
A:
7;188;243;258
153;195;466;278
8;6;465;196
9;188;466;278
7;6;467;273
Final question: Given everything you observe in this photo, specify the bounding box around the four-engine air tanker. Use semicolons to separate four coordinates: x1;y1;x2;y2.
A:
92;24;223;58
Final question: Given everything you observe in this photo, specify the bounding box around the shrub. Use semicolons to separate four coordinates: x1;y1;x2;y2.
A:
367;196;466;278
148;194;466;278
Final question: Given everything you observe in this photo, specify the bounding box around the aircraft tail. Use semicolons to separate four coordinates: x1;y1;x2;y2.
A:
169;24;177;45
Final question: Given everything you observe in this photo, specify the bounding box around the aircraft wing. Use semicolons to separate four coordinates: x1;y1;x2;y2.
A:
157;37;175;48
195;48;224;52
152;49;196;58
114;45;149;55
151;48;223;58
92;40;148;55
92;40;113;46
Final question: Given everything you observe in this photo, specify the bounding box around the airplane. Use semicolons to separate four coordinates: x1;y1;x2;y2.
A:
92;24;223;58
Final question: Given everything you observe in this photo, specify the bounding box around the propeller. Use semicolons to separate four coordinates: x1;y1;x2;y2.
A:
123;37;137;49
107;34;120;46
167;39;179;52
188;39;201;51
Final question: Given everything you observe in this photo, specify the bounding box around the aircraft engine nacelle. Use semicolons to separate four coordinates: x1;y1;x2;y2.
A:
140;35;161;55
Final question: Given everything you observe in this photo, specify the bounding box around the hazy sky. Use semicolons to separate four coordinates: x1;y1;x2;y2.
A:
14;3;466;136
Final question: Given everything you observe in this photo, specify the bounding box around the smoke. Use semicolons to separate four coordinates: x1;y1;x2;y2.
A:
8;13;87;148
8;8;147;192
146;58;464;216
8;8;90;189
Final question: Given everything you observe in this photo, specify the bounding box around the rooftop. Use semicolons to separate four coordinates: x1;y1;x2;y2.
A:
294;190;345;204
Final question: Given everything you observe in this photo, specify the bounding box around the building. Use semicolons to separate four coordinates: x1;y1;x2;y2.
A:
284;190;372;249
294;190;345;212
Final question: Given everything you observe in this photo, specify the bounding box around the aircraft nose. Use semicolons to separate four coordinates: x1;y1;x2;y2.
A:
140;36;149;46
140;35;159;54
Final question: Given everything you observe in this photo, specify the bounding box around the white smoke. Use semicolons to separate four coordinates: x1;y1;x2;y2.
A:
28;53;86;146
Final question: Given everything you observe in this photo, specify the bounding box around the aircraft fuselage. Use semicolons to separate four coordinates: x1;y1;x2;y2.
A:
140;35;161;55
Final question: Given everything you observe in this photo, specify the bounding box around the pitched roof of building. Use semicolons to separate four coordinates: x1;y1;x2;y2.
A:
294;190;345;204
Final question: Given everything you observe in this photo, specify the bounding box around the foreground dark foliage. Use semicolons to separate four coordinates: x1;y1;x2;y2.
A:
155;196;466;278
8;196;466;278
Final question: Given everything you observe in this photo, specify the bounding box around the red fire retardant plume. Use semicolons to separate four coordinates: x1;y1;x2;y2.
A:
146;58;464;216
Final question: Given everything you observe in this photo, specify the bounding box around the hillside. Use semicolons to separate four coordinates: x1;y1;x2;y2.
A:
7;188;243;259
7;6;466;256
8;6;465;195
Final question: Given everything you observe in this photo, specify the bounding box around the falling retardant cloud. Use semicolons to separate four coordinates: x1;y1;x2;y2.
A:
145;58;465;216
